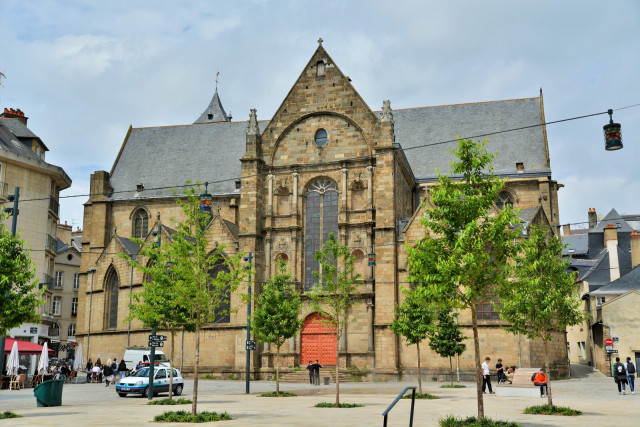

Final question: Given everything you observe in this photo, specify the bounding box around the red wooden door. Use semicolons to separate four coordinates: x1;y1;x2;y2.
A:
300;313;336;365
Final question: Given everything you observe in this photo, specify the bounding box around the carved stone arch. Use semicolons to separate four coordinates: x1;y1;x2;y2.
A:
350;179;366;210
495;186;518;210
301;176;338;196
351;249;366;279
269;112;372;165
130;206;150;239
276;185;291;215
104;265;120;330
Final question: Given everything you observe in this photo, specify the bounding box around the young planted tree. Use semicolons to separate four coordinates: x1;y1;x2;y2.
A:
252;260;302;396
428;310;466;386
407;138;519;419
309;233;359;406
122;234;193;400
0;213;44;369
390;288;434;394
498;225;585;406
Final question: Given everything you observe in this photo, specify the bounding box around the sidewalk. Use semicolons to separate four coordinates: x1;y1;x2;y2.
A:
1;367;638;426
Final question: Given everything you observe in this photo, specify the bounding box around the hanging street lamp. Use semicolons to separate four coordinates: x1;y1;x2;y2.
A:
603;109;623;151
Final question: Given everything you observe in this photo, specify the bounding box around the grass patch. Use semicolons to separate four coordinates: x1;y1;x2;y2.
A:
523;404;582;416
439;415;521;426
315;402;364;408
347;365;369;382
154;410;232;423
0;411;22;419
402;392;439;399
441;384;466;388
148;398;193;405
259;391;297;397
200;374;217;380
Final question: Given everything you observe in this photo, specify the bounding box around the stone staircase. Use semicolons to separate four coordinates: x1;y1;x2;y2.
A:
276;368;356;383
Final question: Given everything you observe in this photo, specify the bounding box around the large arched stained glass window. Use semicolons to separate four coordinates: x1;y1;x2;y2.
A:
105;268;119;329
208;259;231;323
304;179;339;291
133;209;149;238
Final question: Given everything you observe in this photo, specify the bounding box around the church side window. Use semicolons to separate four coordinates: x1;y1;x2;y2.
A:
133;209;149;238
476;286;500;320
304;179;338;291
106;268;119;329
314;129;328;148
495;191;513;210
209;259;231;323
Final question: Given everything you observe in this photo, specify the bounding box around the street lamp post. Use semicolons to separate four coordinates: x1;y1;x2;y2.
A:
245;252;253;394
148;224;162;400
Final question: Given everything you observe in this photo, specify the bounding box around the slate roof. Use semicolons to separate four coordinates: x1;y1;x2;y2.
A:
562;234;589;256
591;264;640;295
386;97;549;180
194;89;230;124
0;118;40;140
593;209;634;233
56;238;68;253
109;96;549;201
0;120;42;162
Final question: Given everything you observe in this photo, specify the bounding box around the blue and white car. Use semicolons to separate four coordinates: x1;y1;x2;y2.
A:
116;366;184;398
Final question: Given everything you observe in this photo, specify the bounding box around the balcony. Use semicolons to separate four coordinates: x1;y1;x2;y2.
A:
0;182;8;198
46;234;57;253
40;274;54;292
48;196;60;216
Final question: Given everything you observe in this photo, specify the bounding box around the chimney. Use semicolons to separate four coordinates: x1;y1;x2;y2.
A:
588;208;597;230
563;223;572;236
604;224;620;282
1;107;28;126
631;231;640;269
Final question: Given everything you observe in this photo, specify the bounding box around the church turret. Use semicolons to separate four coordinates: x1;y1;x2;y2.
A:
244;108;262;158
194;88;231;124
378;99;395;147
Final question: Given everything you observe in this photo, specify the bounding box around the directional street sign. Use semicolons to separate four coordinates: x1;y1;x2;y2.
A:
149;341;164;348
246;340;256;351
149;335;167;341
606;345;613;351
606;349;618;354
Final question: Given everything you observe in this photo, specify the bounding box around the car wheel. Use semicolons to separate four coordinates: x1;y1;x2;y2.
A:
142;387;149;398
118;393;127;397
174;384;183;396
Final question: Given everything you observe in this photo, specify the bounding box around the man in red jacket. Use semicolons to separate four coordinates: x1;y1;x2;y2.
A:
532;368;547;397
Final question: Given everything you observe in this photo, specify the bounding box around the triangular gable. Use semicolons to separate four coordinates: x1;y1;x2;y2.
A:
601;288;640;308
203;214;238;254
93;234;134;266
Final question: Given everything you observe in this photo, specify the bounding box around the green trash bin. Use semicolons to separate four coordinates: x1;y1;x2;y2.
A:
33;379;65;407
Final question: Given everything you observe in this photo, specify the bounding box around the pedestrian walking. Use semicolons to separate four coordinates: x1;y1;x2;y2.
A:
613;356;629;395
103;359;114;387
306;360;314;385
313;360;322;385
118;359;128;383
481;357;494;394
111;358;118;383
626;357;636;395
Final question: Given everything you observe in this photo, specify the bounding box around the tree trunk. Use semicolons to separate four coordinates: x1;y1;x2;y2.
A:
275;344;280;396
335;331;340;406
416;342;423;394
543;338;553;406
192;323;200;416
168;330;175;400
471;306;484;419
449;356;454;386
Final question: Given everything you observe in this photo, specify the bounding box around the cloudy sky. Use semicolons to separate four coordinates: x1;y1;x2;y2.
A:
1;0;638;231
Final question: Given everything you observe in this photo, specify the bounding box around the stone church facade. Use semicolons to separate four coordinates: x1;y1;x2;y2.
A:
77;42;568;378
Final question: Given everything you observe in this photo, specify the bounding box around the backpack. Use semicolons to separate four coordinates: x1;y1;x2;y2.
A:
627;362;636;374
616;364;624;374
531;373;536;382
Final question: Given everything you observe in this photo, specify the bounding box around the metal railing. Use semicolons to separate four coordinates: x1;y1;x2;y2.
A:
49;196;59;216
46;234;57;253
40;274;54;291
382;386;417;427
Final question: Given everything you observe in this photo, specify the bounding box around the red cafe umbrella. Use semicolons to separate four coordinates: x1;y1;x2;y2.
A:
3;337;54;355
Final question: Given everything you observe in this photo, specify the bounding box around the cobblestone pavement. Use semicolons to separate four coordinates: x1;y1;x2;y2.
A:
0;366;638;426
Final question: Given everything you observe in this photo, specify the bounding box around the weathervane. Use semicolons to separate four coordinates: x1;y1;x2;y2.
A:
216;70;220;91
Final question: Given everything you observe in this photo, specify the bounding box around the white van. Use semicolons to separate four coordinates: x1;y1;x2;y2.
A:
122;347;170;371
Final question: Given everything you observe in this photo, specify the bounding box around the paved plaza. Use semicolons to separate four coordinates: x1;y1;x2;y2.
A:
1;366;638;426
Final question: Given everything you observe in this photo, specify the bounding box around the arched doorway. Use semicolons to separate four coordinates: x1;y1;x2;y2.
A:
300;313;337;365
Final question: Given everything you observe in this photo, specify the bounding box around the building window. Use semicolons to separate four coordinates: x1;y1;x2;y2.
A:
495;191;513;210
105;268;119;329
304;179;338;291
52;296;61;315
71;297;78;316
55;271;63;288
316;60;326;77
68;324;76;337
476;286;500;320
208;260;230;323
73;273;80;290
133;209;149;238
314;129;328;148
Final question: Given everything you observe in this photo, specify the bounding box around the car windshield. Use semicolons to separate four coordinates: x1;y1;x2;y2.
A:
132;368;152;377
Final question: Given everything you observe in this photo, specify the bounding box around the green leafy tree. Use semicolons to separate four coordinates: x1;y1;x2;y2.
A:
390;288;434;394
122;233;194;400
252;260;302;396
0;213;44;337
309;233;359;406
408;138;519;419
428;310;466;386
498;225;585;406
